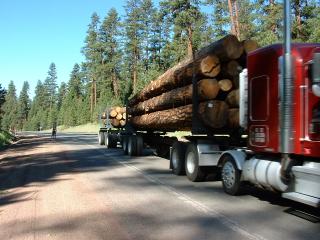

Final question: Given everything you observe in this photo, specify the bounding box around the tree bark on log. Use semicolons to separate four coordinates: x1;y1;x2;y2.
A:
128;35;243;106
198;100;229;129
228;108;239;128
128;79;220;115
130;100;230;131
242;39;259;54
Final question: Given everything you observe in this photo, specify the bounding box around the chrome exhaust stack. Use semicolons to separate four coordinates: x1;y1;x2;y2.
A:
280;0;294;183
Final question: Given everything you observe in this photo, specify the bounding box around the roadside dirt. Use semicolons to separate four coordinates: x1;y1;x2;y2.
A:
0;136;130;240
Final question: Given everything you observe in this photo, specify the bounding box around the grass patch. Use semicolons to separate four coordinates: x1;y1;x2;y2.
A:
57;123;100;133
0;130;15;147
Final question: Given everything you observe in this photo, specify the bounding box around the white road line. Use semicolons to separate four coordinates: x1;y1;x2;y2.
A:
88;144;269;240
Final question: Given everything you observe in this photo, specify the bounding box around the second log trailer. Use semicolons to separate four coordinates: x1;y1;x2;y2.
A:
98;0;320;207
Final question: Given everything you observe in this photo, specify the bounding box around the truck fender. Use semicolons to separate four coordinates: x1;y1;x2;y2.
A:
218;150;246;170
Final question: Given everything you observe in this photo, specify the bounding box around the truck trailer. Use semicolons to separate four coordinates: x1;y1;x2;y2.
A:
98;0;320;207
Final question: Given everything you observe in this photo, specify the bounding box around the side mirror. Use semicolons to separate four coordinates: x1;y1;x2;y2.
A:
312;52;320;97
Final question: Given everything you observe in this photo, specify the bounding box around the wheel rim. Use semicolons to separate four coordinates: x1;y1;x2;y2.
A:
172;149;178;169
186;151;196;174
222;161;236;189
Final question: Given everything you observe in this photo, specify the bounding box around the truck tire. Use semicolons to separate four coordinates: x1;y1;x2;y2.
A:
185;143;206;182
105;133;117;149
128;135;137;156
98;132;105;145
122;136;128;154
136;135;144;156
171;141;186;175
221;155;242;195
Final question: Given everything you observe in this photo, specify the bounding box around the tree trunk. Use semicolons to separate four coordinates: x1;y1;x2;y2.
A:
130;100;230;131
128;35;243;106
128;79;220;115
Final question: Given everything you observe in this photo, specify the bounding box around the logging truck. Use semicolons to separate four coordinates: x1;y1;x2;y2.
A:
98;0;320;207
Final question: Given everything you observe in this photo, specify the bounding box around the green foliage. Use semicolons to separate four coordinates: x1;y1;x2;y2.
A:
0;129;14;147
1;81;18;131
17;81;30;130
0;84;7;128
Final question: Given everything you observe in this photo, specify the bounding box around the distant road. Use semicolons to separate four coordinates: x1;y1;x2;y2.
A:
0;133;319;240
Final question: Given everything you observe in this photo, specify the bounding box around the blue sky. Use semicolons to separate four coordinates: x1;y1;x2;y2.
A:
0;0;129;97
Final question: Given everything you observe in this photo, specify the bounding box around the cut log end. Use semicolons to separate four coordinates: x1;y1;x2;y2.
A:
218;79;233;92
200;55;221;77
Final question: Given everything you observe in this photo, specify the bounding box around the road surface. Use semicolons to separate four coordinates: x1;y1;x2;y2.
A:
0;133;319;240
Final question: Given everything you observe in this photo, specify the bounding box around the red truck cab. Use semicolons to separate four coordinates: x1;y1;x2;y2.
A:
247;43;320;158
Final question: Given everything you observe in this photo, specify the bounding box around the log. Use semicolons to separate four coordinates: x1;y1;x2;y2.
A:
198;101;229;129
198;79;219;100
130;104;193;131
200;55;221;77
120;120;126;127
128;35;243;106
101;112;107;119
218;79;233;92
243;39;259;54
128;79;220;115
116;113;123;120
228;108;240;128
115;106;122;113
226;89;239;107
130;100;229;131
173;54;221;84
111;118;120;127
122;112;127;120
110;109;117;118
196;34;244;61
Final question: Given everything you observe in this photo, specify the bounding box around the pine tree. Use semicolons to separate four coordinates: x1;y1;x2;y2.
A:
307;2;320;42
1;81;18;131
82;12;101;113
17;81;30;130
60;64;85;126
42;63;58;128
255;0;282;46
26;80;48;130
160;0;204;62
0;84;7;129
99;8;122;100
124;0;144;95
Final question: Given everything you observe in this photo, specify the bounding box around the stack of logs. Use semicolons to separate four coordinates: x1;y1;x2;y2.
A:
127;35;258;131
101;107;126;128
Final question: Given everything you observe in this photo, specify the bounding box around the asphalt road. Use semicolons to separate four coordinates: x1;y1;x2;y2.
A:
0;132;319;240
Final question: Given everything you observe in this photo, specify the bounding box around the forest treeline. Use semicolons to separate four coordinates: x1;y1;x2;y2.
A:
1;0;320;131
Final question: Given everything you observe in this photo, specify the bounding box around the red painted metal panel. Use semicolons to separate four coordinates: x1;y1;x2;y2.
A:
247;43;320;158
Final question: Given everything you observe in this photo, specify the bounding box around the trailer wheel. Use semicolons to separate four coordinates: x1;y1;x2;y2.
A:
98;132;105;145
128;135;137;156
221;155;242;195
136;135;143;156
171;141;186;175
122;136;128;154
185;143;206;182
105;133;117;149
